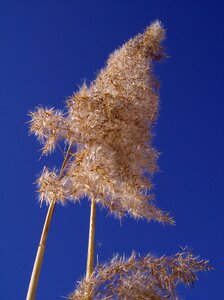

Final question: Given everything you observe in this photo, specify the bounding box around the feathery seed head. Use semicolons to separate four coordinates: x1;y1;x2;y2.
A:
69;251;211;299
37;167;65;204
29;108;68;154
29;21;172;223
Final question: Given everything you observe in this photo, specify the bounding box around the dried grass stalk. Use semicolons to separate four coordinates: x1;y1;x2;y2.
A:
26;201;55;300
26;145;72;300
86;201;96;280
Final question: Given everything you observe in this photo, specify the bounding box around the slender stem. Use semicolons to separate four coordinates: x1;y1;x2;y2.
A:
86;200;96;280
59;143;73;178
26;201;55;300
26;143;72;300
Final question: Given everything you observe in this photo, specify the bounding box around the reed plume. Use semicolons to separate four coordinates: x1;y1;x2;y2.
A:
30;20;173;224
69;250;211;300
27;20;212;299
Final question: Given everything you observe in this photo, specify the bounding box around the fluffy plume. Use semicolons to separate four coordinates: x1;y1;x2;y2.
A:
30;21;173;223
69;251;211;300
37;167;66;204
29;108;69;154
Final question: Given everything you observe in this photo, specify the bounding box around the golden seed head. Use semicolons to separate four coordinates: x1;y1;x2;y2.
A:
69;251;211;299
30;21;172;223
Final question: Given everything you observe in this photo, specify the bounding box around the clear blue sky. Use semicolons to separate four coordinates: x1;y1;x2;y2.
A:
0;1;223;299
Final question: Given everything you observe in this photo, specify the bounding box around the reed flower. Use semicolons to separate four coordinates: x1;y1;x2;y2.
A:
30;21;173;223
37;167;66;204
29;108;69;155
69;251;211;300
27;22;211;300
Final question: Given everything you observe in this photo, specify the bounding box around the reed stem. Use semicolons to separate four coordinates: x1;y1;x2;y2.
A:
86;200;96;280
26;201;55;300
26;144;72;300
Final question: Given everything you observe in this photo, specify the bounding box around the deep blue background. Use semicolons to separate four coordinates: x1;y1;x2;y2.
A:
0;1;223;299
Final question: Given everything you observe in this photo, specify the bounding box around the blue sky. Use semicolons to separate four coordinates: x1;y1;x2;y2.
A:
0;1;223;299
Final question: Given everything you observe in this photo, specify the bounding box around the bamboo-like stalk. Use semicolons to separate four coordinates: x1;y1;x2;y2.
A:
86;200;96;280
26;144;72;300
26;200;55;300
